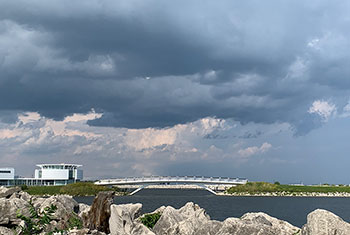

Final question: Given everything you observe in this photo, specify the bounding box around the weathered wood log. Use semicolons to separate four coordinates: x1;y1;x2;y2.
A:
83;191;115;233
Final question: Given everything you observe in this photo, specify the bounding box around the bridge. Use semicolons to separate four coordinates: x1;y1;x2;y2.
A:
94;176;248;195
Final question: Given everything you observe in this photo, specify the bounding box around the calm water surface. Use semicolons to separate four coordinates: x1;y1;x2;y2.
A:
74;189;350;227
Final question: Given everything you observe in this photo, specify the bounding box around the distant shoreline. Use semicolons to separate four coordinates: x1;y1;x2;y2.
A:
218;192;350;197
224;181;350;197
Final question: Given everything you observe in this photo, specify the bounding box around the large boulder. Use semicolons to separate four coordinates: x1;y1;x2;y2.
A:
83;191;114;234
216;212;300;235
9;191;33;202
301;209;350;235
0;197;30;226
193;220;223;235
109;203;154;235
152;202;214;235
0;187;21;198
33;195;79;218
0;226;14;235
32;194;79;231
131;223;155;235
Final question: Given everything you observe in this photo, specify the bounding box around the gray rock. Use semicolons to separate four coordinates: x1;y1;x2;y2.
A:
34;195;78;218
216;212;300;235
0;187;21;198
68;228;89;235
89;230;106;235
83;191;114;234
152;202;213;235
109;203;154;235
131;223;155;235
32;195;79;231
69;229;106;235
242;212;299;234
301;209;350;235
0;226;14;235
78;203;91;218
178;202;210;221
9;191;32;201
0;197;30;225
152;206;185;234
193;220;223;235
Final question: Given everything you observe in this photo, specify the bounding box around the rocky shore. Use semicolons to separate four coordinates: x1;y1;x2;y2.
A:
1;186;350;234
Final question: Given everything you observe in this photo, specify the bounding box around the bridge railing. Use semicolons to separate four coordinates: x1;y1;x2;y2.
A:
95;176;248;185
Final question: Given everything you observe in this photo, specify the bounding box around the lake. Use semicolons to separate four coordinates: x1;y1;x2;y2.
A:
74;189;350;227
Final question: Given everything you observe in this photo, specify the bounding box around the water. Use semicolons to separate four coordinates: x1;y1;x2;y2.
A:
74;189;350;227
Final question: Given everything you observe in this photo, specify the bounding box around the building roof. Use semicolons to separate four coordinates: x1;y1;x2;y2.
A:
36;163;82;168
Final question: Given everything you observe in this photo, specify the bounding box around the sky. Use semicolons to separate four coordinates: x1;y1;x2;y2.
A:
0;0;350;184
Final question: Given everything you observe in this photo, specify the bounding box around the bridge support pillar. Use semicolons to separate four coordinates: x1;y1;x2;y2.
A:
129;184;149;195
196;184;217;195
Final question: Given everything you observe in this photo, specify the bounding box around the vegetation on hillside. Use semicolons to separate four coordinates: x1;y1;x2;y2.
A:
24;182;123;196
226;182;350;194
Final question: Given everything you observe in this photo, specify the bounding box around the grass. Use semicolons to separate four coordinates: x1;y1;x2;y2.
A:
226;182;350;194
24;182;121;196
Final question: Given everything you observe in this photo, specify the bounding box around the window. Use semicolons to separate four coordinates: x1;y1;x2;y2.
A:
69;170;73;179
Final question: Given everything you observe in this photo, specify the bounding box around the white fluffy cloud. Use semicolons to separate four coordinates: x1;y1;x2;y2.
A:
308;100;336;121
0;111;236;177
0;110;291;178
238;142;272;158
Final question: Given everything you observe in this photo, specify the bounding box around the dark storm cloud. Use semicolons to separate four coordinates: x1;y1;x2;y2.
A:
0;0;350;131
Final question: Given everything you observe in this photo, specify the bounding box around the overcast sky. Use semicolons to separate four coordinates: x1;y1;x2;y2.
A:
1;0;350;184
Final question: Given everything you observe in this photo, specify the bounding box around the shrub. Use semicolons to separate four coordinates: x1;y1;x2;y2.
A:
68;213;83;229
20;185;28;191
16;201;63;235
140;212;161;229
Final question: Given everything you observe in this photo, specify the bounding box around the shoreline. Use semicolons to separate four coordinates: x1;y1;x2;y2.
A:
218;192;350;197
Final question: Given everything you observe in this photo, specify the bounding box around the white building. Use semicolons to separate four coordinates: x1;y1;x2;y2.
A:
34;164;83;185
0;163;83;186
0;168;15;186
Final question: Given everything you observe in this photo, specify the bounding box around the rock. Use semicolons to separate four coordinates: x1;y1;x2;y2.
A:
193;220;223;235
68;228;89;235
69;229;106;235
178;202;210;221
34;195;79;218
301;209;350;235
0;187;21;198
31;195;79;231
0;226;14;235
18;191;32;202
0;197;30;226
109;203;152;235
152;202;213;235
131;223;155;235
78;203;91;218
242;212;300;234
152;206;185;234
9;191;32;202
216;212;300;235
89;230;106;235
83;191;114;234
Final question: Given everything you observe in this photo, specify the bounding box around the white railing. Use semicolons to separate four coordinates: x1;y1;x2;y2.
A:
95;176;248;186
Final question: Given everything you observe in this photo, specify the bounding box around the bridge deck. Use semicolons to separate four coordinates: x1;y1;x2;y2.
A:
95;176;248;186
